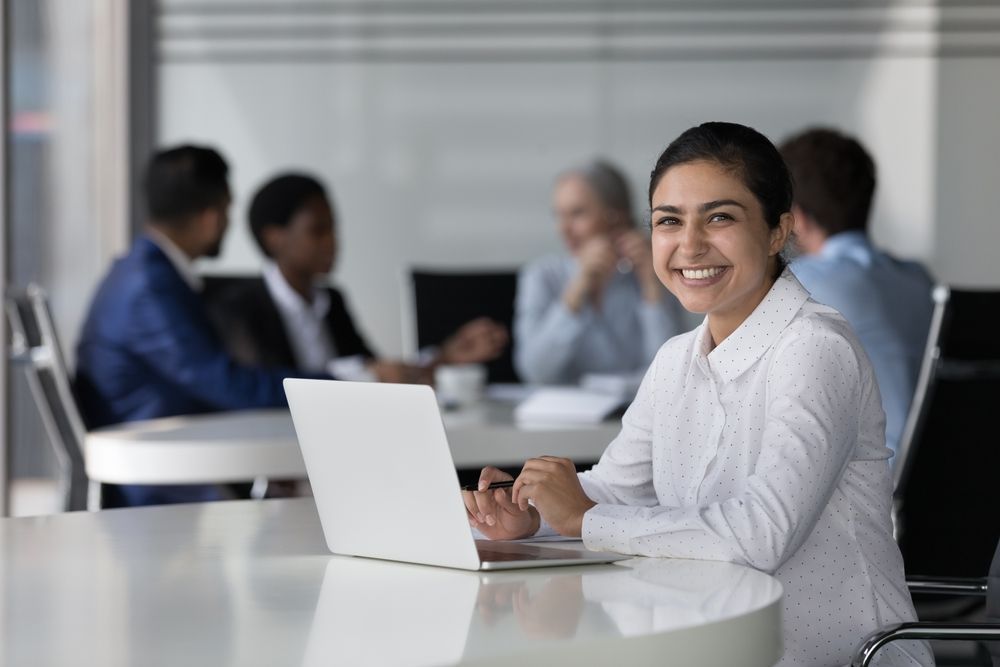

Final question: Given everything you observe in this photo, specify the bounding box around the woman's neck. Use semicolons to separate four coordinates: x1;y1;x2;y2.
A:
277;263;314;304
706;276;776;347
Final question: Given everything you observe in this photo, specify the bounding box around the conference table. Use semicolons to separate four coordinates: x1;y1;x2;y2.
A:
0;498;784;666
84;398;623;486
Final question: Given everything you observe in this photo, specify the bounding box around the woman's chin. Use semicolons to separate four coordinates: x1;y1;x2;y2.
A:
672;293;714;315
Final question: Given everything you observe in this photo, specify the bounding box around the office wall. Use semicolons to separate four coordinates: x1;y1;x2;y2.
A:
157;1;1000;357
934;57;1000;287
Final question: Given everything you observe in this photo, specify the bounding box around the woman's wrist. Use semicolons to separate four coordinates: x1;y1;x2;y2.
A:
638;270;662;303
562;278;590;313
521;506;542;539
569;499;597;538
640;284;662;303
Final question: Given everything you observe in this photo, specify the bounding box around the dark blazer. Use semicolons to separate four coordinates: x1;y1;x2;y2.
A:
204;276;376;371
75;236;320;506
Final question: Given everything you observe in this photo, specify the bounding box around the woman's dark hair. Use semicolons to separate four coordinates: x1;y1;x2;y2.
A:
145;145;229;224
648;122;793;274
248;173;329;258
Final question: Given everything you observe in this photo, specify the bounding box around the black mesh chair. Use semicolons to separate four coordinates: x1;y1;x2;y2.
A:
5;284;91;511
408;268;519;384
852;539;1000;666
892;286;1000;580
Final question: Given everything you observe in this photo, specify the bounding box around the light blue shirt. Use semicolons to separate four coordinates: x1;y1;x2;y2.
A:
514;253;684;385
791;231;934;459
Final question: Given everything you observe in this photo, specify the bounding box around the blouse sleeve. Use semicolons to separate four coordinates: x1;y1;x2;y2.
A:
580;323;870;574
576;360;661;507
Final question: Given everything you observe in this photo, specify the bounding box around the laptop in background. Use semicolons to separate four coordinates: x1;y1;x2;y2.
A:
284;379;628;571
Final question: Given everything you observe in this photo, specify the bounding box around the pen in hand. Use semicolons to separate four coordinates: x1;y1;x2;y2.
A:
461;480;515;492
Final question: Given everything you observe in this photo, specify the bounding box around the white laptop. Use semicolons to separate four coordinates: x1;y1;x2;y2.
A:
284;378;628;570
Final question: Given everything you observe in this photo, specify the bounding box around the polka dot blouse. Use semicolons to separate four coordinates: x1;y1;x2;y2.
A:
577;271;932;667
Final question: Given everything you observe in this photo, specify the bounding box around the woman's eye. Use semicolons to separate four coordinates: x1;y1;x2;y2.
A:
654;217;680;227
709;213;733;223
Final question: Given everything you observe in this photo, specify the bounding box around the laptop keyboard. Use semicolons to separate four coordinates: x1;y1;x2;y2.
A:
476;547;543;562
476;542;593;562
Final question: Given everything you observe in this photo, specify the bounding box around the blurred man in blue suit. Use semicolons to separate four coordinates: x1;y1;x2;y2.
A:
76;145;325;506
780;129;934;462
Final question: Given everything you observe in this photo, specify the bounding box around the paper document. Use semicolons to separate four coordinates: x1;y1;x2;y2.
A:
579;372;642;402
514;387;623;425
484;383;536;403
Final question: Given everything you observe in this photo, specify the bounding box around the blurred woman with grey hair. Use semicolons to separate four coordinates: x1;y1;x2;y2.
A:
514;160;684;384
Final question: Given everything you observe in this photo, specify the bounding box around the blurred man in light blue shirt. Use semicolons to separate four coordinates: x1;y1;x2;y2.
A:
780;128;934;461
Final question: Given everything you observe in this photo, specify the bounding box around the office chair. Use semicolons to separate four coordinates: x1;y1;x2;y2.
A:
892;286;1000;580
852;538;1000;667
5;285;91;511
407;268;520;384
9;282;276;509
201;274;251;304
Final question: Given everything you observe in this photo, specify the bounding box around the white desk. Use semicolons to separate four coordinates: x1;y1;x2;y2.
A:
0;498;784;667
84;402;622;485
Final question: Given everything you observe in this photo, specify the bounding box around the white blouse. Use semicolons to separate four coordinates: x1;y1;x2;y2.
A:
577;271;931;667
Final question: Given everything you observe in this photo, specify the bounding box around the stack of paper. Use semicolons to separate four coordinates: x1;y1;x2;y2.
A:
514;387;623;425
579;372;643;402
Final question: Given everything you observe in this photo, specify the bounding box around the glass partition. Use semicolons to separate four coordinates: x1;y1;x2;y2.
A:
3;0;130;516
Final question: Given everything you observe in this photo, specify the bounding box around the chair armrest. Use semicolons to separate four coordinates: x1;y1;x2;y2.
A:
907;576;989;596
852;621;1000;667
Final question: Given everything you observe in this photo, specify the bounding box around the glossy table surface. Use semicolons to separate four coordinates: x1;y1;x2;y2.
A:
0;499;784;667
85;401;622;484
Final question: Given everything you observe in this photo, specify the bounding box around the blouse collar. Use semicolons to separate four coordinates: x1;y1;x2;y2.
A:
692;268;811;384
263;262;331;321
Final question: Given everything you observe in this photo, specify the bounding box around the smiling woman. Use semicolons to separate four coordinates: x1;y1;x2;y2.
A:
464;123;932;667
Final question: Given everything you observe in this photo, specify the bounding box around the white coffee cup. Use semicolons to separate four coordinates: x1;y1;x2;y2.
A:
434;363;487;408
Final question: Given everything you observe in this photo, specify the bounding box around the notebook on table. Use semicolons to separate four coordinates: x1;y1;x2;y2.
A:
284;378;628;571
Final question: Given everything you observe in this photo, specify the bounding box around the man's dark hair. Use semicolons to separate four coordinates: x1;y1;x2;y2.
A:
779;128;876;236
248;173;328;258
144;145;230;225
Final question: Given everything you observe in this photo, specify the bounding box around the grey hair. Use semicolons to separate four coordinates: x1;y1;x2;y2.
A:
562;159;635;226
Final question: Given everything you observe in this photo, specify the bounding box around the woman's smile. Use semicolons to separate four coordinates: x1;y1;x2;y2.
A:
675;265;729;284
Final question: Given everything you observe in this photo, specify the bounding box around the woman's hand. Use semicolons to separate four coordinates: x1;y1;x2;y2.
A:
368;360;427;384
438;318;509;365
463;466;540;540
474;576;585;639
512;457;596;537
615;229;662;302
368;360;409;383
564;237;617;311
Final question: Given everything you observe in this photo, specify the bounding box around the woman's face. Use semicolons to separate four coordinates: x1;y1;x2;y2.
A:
269;194;338;277
650;160;790;339
553;175;618;254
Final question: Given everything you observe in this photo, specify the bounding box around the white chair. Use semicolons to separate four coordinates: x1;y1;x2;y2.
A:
5;284;90;511
5;284;273;511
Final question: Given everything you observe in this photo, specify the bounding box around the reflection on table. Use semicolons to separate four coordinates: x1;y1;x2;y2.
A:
304;552;783;667
0;498;783;667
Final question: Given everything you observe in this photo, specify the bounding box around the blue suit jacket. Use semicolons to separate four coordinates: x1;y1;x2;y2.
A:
76;235;320;506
